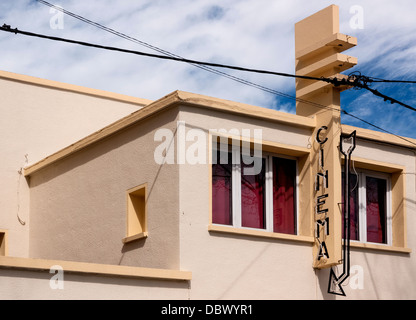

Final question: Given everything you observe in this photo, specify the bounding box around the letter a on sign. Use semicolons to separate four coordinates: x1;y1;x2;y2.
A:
318;242;329;260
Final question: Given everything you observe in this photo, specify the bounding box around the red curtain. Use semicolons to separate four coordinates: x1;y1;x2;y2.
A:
366;177;387;244
342;174;359;241
273;158;296;234
241;158;266;229
212;151;232;225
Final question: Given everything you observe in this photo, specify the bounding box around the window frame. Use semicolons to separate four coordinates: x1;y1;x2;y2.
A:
122;183;148;244
346;169;392;246
266;153;299;235
212;141;299;235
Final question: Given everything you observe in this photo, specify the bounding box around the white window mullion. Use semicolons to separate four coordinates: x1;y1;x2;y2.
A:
232;144;241;228
386;179;392;246
295;159;299;235
359;173;367;243
265;156;273;232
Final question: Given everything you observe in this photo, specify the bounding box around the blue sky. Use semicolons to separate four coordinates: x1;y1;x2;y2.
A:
1;0;415;139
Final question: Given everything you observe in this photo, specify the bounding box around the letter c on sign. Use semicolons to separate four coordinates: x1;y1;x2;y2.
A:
316;126;328;145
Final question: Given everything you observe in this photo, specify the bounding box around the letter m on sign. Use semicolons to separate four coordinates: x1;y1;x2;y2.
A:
316;217;329;238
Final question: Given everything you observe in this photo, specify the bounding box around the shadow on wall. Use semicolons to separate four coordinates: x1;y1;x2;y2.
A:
316;267;336;300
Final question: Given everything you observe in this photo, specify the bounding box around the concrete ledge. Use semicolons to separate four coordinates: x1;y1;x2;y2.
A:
295;33;357;60
208;224;314;244
0;256;192;281
349;241;411;254
122;232;148;244
0;70;153;106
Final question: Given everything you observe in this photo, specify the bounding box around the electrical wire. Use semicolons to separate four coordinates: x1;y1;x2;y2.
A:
1;23;415;147
0;24;329;83
33;1;416;117
35;0;336;106
367;76;416;84
0;22;351;125
0;22;347;115
347;75;416;112
335;72;416;112
37;0;348;120
340;109;416;147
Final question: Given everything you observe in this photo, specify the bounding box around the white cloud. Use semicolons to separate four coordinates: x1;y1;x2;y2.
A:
0;0;415;137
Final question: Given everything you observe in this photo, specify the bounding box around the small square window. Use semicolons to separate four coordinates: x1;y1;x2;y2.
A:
122;184;148;244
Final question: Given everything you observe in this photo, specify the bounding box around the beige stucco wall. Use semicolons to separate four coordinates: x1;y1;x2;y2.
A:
0;72;150;259
3;87;414;299
314;138;416;299
177;106;318;299
28;107;181;270
0;268;188;300
177;106;415;299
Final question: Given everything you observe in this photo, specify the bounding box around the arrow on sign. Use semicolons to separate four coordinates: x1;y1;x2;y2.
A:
328;130;356;296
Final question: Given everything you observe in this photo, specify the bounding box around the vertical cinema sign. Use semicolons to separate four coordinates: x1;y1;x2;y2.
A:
293;4;355;270
313;125;342;269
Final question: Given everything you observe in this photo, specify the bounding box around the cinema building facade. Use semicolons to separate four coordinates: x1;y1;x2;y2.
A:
0;5;414;299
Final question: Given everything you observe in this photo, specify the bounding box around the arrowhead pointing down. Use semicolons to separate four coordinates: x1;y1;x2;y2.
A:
327;268;346;296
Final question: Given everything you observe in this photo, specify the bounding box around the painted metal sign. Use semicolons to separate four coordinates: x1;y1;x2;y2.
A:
314;126;331;263
328;130;357;296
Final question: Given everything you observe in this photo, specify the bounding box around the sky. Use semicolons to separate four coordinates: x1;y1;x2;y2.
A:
0;0;415;139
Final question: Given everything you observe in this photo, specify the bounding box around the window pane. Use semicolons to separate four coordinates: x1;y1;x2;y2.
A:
212;144;232;225
241;157;266;229
342;173;359;241
273;157;296;234
366;177;387;244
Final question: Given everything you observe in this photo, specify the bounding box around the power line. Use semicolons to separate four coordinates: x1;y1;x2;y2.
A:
36;0;338;115
361;85;416;112
34;2;334;93
340;109;416;147
32;1;416;115
3;22;415;114
1;23;337;114
38;0;416;88
0;22;347;113
1;24;415;147
0;24;329;84
0;23;358;116
337;72;416;112
40;0;416;116
367;76;416;84
34;2;416;144
37;0;327;111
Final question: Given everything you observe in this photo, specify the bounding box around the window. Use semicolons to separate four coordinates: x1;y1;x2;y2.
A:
212;150;232;225
241;157;266;229
212;139;297;235
122;183;148;244
342;170;391;245
272;157;297;234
